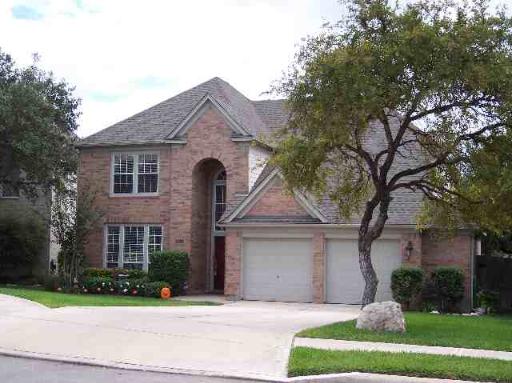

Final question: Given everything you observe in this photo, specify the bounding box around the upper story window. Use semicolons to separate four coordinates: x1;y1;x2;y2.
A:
112;153;159;195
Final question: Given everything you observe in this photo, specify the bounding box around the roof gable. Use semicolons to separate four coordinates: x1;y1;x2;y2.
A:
166;94;250;139
223;168;328;224
79;77;287;147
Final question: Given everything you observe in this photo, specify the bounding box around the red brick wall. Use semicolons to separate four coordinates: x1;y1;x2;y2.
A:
222;228;474;309
78;145;172;268
245;177;310;218
224;230;242;299
79;104;249;293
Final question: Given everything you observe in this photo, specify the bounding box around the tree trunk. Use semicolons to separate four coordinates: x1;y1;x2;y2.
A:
359;234;379;306
358;194;392;306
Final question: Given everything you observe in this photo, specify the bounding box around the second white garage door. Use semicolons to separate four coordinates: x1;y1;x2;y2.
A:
243;238;313;303
326;239;402;304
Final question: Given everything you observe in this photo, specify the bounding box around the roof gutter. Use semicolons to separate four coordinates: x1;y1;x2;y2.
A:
220;222;418;229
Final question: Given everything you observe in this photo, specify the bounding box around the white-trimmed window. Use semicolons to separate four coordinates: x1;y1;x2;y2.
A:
112;153;159;195
148;226;163;254
105;225;163;270
106;226;120;268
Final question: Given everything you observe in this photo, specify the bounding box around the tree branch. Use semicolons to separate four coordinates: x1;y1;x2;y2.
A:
410;96;497;122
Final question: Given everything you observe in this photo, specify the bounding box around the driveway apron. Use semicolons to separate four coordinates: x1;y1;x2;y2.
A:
0;296;359;380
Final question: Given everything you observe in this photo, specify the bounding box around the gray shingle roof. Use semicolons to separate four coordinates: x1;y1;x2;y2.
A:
223;115;425;226
79;77;287;147
81;77;424;226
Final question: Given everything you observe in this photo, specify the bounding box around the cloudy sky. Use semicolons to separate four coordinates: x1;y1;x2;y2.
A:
0;0;342;138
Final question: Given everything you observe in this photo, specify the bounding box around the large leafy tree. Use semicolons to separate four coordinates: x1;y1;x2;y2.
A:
0;50;80;196
271;0;512;305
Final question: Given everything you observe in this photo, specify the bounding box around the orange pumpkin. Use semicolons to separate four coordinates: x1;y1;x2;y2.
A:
160;287;171;299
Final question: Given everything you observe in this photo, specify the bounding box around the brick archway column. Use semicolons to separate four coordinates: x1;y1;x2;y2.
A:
224;230;242;300
312;232;326;303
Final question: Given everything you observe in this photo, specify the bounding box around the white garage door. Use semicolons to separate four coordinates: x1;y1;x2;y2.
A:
326;239;402;304
243;238;313;303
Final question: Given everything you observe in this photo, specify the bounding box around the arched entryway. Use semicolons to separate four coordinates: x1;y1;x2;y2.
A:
191;159;226;293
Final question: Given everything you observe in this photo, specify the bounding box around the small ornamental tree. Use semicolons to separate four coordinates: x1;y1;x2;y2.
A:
52;185;103;287
271;0;512;305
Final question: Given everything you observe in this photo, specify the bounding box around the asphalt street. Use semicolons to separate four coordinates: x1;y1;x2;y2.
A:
0;355;266;383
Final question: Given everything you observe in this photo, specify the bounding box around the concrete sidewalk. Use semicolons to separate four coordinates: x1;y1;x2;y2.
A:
294;337;512;361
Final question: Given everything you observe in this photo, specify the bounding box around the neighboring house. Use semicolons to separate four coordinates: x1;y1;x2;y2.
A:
78;77;476;309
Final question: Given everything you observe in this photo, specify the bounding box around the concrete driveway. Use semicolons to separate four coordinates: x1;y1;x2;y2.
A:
0;294;359;380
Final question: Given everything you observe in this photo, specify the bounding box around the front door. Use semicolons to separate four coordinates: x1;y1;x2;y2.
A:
214;236;225;291
212;169;226;292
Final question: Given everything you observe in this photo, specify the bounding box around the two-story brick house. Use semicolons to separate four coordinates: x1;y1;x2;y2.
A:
78;77;476;309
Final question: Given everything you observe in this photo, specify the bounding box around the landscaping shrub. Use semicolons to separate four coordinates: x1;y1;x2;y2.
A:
391;267;425;310
82;267;148;281
82;277;115;294
127;269;147;279
144;281;171;298
42;274;62;291
83;268;111;279
107;268;130;280
0;201;46;282
477;290;500;313
127;277;149;296
149;251;189;295
431;266;465;312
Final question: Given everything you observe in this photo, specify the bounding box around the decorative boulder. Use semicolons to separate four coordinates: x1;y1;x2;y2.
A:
356;301;406;333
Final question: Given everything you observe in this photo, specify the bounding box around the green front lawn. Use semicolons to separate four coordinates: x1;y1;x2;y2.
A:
0;287;219;308
289;348;512;382
297;312;512;351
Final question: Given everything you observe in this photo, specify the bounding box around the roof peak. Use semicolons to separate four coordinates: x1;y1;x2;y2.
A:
79;76;289;146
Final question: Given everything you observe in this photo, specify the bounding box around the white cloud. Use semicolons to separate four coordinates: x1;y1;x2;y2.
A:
0;0;340;137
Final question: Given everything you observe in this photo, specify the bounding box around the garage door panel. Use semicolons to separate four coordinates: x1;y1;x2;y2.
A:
243;238;313;303
373;240;403;302
326;240;363;304
326;239;401;304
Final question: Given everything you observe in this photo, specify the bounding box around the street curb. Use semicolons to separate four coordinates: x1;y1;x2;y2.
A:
0;348;488;383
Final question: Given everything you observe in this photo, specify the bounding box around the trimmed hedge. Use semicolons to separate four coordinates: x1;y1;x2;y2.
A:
432;266;465;312
149;251;189;295
83;267;148;280
144;281;171;298
391;267;425;310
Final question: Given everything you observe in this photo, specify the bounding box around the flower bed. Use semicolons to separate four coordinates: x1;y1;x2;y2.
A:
45;268;171;299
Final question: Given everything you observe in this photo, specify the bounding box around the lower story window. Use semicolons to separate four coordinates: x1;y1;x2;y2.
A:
105;224;163;270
